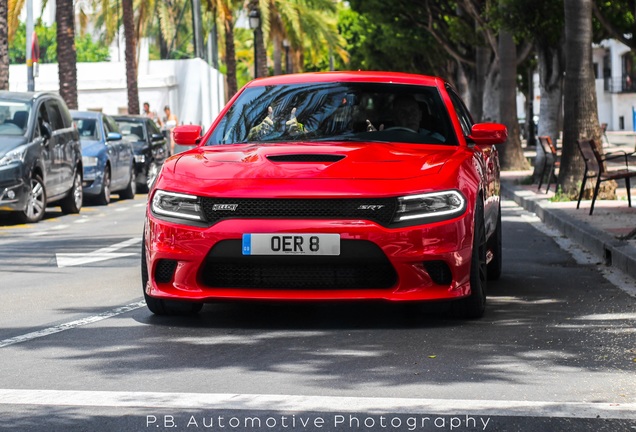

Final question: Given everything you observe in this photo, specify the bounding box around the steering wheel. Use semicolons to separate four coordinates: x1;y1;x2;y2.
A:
383;126;417;133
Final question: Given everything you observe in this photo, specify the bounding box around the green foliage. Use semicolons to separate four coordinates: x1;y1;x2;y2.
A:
336;4;450;75
488;0;564;46
75;34;111;62
9;21;110;64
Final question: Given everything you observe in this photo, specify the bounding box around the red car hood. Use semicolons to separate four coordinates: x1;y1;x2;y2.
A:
171;143;456;181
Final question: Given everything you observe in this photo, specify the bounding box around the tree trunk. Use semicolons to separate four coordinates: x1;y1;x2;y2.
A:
122;0;140;115
533;41;565;181
560;0;605;196
56;0;78;109
0;0;8;90
273;34;282;76
498;29;529;170
482;60;500;122
224;16;238;97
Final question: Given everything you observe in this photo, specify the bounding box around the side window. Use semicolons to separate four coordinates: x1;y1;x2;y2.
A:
35;103;50;137
147;120;161;135
45;101;65;131
104;116;120;133
447;89;473;137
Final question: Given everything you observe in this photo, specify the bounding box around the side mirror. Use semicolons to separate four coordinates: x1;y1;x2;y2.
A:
106;132;122;142
151;133;165;142
173;125;202;146
468;123;508;145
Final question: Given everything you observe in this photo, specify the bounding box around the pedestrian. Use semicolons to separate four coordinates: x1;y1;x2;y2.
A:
162;105;179;154
142;102;161;127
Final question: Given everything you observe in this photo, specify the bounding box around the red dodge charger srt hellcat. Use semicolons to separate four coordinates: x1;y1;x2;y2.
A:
142;71;507;318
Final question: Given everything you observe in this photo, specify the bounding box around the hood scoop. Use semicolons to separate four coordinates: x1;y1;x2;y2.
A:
266;154;345;163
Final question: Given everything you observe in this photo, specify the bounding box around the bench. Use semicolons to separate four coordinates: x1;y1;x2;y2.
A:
576;138;636;215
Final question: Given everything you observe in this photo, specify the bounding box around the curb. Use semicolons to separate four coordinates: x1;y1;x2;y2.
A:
501;181;636;281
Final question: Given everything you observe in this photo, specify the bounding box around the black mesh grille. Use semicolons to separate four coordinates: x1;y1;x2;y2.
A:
200;198;397;226
155;259;178;283
266;154;345;162
423;260;452;285
200;240;397;290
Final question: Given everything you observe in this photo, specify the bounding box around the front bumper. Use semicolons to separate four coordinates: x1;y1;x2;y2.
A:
82;166;104;196
144;212;474;303
0;164;28;212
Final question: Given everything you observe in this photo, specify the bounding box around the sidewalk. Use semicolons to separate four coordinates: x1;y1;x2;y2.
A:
501;133;636;283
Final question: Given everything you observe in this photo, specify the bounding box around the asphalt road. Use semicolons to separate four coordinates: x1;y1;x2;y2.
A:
0;196;634;432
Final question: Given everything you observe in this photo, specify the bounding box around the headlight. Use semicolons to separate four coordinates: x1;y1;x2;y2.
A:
82;156;98;167
393;190;466;223
0;145;29;167
151;190;203;221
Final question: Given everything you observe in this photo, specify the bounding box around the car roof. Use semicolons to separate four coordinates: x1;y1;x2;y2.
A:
0;90;63;102
70;110;103;119
246;71;445;88
113;114;147;122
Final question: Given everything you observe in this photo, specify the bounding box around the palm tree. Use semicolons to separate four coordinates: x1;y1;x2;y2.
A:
56;0;78;108
246;0;346;76
0;0;8;90
122;0;139;114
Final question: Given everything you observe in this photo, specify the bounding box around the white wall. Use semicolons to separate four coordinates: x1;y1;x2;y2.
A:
9;58;225;129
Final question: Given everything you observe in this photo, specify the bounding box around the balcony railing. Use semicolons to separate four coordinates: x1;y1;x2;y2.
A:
604;76;636;93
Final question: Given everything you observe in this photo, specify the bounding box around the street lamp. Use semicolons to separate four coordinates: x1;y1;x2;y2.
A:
282;39;290;74
248;9;260;79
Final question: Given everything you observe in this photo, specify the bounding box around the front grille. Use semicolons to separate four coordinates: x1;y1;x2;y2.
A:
200;240;397;290
200;197;397;226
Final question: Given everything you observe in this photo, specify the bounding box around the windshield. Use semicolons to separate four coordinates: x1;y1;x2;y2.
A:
116;120;146;142
0;100;31;136
207;82;457;146
73;118;101;141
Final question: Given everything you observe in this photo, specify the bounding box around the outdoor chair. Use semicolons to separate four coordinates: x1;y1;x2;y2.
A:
576;138;636;215
537;135;559;193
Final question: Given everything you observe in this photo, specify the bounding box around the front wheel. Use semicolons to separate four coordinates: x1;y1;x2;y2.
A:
119;166;136;200
487;202;502;280
16;175;46;223
453;199;487;319
94;166;111;206
60;170;83;214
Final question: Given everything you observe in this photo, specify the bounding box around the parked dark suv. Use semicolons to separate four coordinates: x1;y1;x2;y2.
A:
113;115;168;192
0;91;83;223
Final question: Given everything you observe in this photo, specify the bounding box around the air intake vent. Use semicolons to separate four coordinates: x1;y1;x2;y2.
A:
267;154;345;163
155;259;178;283
423;261;453;285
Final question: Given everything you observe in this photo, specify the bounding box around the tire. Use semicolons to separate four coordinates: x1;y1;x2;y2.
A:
453;199;487;319
487;202;503;280
141;235;203;316
118;166;136;200
145;161;159;192
94;166;111;206
16;175;46;223
60;170;83;214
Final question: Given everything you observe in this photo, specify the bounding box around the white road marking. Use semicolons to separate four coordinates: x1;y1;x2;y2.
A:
0;389;633;419
115;207;130;212
27;224;69;237
0;301;146;348
56;237;141;267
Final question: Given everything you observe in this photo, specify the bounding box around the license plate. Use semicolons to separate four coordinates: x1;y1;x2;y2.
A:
242;234;340;256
